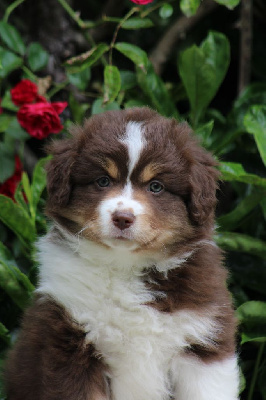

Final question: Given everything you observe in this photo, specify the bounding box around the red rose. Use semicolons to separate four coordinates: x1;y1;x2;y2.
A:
0;156;23;201
11;79;38;106
17;101;67;140
130;0;154;4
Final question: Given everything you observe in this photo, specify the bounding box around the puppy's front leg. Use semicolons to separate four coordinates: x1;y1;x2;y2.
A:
4;296;109;400
171;354;239;400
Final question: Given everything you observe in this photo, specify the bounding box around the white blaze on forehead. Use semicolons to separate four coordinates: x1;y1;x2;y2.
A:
97;122;146;240
120;122;146;179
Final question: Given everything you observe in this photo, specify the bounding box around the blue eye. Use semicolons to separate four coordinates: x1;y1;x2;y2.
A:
96;176;110;187
148;181;164;193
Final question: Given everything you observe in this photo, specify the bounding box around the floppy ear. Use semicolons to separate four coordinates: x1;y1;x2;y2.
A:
188;150;220;226
45;139;77;207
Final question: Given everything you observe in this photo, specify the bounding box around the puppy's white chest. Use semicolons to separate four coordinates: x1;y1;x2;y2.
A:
37;238;217;400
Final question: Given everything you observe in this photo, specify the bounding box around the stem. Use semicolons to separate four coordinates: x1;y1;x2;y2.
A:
3;0;26;22
56;0;84;29
56;0;95;46
247;342;265;400
22;66;38;81
238;0;253;94
103;17;122;23
47;80;69;98
109;7;139;65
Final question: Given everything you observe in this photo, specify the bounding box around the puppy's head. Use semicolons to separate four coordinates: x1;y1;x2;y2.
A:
46;108;219;253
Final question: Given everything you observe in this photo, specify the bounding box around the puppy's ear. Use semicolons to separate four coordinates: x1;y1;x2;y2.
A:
188;149;220;226
45;139;76;207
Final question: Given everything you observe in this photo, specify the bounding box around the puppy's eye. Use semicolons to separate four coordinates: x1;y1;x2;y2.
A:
148;181;164;193
96;176;111;187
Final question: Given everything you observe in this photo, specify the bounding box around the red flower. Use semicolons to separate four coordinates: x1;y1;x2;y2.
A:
130;0;154;4
11;79;38;106
0;156;23;201
17;101;68;140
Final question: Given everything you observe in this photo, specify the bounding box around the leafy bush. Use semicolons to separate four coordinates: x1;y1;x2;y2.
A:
1;0;266;399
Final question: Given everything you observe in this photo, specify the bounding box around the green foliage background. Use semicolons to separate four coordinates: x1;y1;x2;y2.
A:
0;0;266;399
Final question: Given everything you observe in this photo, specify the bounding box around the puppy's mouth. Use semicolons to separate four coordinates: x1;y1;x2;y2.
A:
103;235;139;250
105;227;138;245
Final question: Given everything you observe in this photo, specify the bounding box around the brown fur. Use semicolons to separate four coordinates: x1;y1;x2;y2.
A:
145;244;237;362
5;296;109;400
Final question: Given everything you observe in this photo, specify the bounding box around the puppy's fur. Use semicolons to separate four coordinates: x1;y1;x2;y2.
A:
5;107;239;400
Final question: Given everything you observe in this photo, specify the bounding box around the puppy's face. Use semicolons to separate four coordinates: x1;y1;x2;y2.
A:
46;108;218;254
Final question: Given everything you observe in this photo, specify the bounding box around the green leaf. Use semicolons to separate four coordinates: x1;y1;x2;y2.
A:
231;83;266;130
31;156;50;210
0;47;23;78
159;3;174;19
195;120;214;147
241;333;266;344
67;67;91;91
214;0;240;9
91;98;120;115
239;368;246;394
0;195;36;246
0;322;10;345
0;21;26;55
0;90;18;112
215;232;266;259
14;181;29;215
22;172;34;220
219;162;266;187
5;117;29;140
244;105;266;167
218;191;266;231
121;18;153;29
103;65;121;104
0;144;15;183
0;241;17;268
180;0;200;16
114;42;149;73
65;43;109;73
124;99;148;108
120;70;137;91
27;42;49;71
237;301;266;344
0;114;12;132
178;31;230;125
238;301;266;324
0;260;34;309
68;93;89;123
136;61;179;119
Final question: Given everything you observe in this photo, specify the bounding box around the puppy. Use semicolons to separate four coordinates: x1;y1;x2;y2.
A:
5;107;239;400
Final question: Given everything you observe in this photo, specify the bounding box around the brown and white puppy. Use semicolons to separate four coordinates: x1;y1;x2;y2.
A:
5;107;239;400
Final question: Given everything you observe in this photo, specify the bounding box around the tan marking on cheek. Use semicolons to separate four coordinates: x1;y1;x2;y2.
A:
57;207;85;225
105;158;119;179
140;163;161;183
132;190;194;252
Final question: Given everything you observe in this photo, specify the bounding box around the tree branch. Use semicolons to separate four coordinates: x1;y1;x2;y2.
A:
149;0;218;75
238;0;253;94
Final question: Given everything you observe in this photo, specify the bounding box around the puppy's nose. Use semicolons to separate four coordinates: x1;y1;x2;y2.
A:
112;211;135;230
